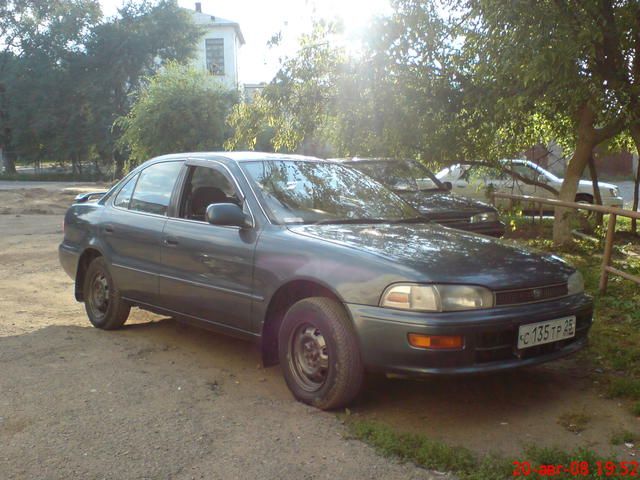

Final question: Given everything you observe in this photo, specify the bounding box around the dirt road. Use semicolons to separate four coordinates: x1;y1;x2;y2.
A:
0;186;638;479
0;214;444;479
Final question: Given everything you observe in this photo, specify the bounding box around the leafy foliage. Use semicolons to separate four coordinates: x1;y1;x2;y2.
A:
226;20;345;156
0;0;201;176
117;63;239;166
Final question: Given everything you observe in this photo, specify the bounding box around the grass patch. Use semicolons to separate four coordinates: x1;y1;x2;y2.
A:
610;430;637;446
502;212;640;413
347;419;613;480
633;402;640;416
557;412;591;433
606;378;640;400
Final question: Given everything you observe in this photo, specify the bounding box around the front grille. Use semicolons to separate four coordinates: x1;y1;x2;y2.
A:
494;283;568;306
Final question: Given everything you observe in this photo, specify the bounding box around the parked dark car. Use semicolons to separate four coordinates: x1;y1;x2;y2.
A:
60;152;592;409
336;158;505;237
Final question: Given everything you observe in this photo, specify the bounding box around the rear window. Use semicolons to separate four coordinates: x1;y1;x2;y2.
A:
129;161;183;215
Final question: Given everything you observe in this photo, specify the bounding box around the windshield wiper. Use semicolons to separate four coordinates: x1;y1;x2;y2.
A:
312;218;389;225
392;216;431;224
311;217;430;225
392;188;420;193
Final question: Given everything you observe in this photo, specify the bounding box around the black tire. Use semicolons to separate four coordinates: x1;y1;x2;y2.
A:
83;257;130;330
575;193;594;204
278;297;364;410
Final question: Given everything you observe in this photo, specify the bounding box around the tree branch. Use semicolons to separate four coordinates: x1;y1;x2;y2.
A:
593;116;626;144
456;160;559;196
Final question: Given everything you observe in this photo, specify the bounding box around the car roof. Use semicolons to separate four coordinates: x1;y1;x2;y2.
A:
329;157;409;164
151;151;324;164
500;159;532;165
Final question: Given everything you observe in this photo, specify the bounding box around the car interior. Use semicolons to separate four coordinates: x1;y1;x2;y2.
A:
180;166;241;222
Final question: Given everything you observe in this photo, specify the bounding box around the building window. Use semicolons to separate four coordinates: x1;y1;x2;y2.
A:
205;38;224;75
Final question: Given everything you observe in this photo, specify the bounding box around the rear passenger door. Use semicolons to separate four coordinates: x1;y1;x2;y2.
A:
158;160;257;333
102;160;184;305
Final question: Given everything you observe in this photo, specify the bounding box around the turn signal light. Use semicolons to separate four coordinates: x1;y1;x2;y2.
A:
408;333;463;350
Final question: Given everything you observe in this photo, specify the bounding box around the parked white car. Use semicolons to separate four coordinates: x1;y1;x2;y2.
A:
436;159;624;209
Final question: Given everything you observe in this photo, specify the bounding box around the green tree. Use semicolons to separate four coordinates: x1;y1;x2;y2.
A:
463;0;638;245
0;0;200;177
83;0;201;177
117;63;239;166
0;0;102;173
226;20;346;156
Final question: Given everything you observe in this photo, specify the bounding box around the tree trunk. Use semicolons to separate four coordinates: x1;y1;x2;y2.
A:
630;124;640;234
553;112;595;246
588;153;603;228
1;146;16;174
114;150;126;179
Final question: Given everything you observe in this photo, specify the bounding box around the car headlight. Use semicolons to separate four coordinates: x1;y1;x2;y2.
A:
609;187;619;197
381;284;494;312
567;271;584;296
470;211;499;223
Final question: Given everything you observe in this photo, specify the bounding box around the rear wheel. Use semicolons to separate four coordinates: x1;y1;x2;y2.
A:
278;297;364;410
83;257;130;330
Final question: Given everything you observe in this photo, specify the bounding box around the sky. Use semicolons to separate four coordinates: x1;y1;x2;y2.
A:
98;0;392;84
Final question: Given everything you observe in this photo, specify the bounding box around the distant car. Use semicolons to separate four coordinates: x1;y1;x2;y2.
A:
335;158;505;237
60;152;592;409
436;159;624;209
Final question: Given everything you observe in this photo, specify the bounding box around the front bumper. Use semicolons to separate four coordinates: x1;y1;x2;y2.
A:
602;196;624;209
347;293;592;375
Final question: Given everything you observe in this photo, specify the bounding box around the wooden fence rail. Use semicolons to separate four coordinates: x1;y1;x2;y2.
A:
492;193;640;294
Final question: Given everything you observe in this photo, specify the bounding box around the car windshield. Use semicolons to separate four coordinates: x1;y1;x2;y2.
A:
350;160;445;192
242;160;422;225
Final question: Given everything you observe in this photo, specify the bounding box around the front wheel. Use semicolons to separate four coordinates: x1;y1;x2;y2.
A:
575;193;594;204
278;297;364;410
83;257;131;330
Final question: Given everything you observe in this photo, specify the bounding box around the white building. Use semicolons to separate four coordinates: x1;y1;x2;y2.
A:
188;2;244;90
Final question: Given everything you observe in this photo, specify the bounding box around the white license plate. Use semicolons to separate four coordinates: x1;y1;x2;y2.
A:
517;316;576;349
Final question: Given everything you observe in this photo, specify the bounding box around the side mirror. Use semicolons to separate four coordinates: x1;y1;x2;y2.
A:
206;203;253;228
442;181;453;191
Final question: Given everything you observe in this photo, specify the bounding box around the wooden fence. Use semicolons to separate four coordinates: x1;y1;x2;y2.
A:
492;193;640;294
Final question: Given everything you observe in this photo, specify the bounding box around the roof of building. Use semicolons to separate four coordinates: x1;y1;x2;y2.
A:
189;8;245;45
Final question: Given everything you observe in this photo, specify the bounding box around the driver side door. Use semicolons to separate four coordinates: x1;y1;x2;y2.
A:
158;160;258;333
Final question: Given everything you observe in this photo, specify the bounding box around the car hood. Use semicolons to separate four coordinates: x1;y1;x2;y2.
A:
396;191;494;218
288;223;573;290
577;179;617;191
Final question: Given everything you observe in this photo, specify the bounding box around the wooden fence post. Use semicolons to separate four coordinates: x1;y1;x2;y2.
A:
599;213;617;294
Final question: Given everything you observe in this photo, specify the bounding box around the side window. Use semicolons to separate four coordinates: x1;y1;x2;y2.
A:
113;173;139;209
180;165;241;222
511;164;537;180
130;161;183;216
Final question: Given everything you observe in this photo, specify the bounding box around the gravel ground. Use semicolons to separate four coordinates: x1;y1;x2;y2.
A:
0;214;446;480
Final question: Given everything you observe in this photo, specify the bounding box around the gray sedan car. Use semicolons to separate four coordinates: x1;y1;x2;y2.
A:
59;152;593;409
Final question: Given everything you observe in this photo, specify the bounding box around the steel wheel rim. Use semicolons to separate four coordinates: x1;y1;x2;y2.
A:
288;323;329;392
89;272;110;320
